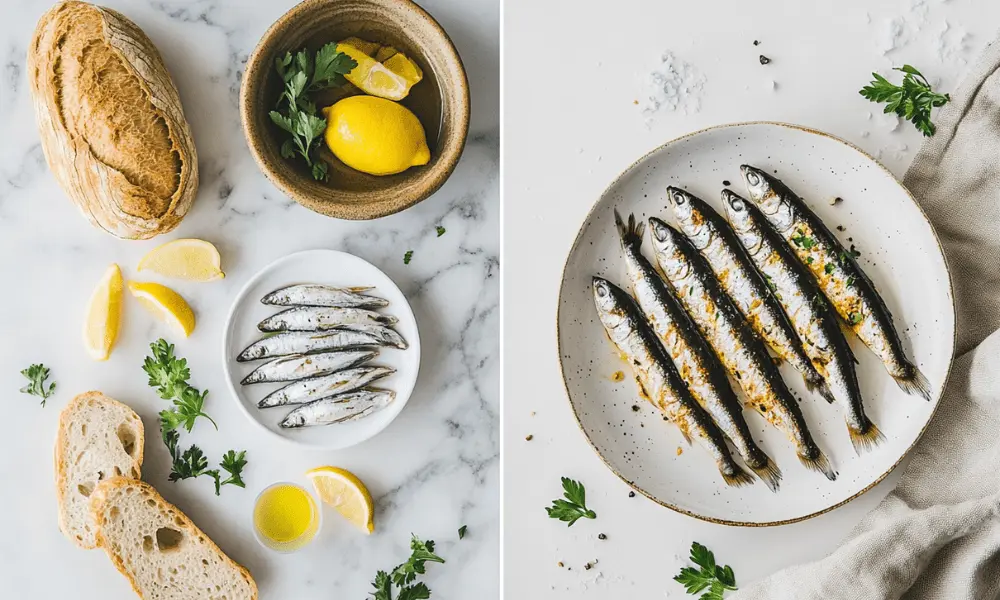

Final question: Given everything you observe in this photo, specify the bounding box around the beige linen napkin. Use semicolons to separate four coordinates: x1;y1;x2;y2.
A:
734;40;1000;600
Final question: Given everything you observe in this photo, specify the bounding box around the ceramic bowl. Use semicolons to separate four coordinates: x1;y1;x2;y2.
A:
240;0;470;219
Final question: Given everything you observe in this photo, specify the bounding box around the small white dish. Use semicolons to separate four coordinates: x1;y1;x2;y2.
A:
557;122;955;526
223;249;420;449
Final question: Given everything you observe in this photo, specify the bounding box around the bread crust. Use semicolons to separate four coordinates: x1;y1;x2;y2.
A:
27;1;198;240
54;391;145;549
91;478;259;600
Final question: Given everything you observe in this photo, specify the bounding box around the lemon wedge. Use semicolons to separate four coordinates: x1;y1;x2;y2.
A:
306;466;375;534
336;41;421;101
128;281;196;337
137;238;224;282
83;264;124;361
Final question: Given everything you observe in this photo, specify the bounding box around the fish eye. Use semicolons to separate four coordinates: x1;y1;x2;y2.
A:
650;221;669;242
730;198;745;212
745;171;760;186
594;280;609;296
671;190;686;205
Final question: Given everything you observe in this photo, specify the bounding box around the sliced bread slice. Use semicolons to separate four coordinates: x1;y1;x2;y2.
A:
55;391;144;548
91;478;258;600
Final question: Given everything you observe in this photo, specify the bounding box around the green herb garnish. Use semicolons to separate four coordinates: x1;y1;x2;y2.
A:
458;525;467;539
849;312;864;325
546;477;597;526
436;226;446;237
824;263;835;275
370;535;445;600
860;65;950;137
846;276;856;286
674;542;738;599
19;364;56;406
791;231;816;249
270;43;357;180
143;340;217;433
404;250;414;264
217;450;248;494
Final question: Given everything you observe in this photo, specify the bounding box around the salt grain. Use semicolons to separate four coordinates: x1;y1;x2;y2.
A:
640;51;707;121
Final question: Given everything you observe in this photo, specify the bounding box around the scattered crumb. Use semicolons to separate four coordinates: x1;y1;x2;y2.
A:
558;562;565;568
836;225;846;232
611;370;625;382
759;55;771;65
525;434;533;441
676;446;683;456
830;197;843;206
631;405;640;412
633;99;639;105
530;411;536;417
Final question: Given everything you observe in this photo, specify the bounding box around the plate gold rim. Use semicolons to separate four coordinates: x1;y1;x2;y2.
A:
554;121;958;527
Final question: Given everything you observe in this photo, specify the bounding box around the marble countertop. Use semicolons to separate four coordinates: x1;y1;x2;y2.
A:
503;0;998;597
0;0;498;597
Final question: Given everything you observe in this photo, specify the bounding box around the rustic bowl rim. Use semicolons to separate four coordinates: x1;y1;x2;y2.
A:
239;0;470;220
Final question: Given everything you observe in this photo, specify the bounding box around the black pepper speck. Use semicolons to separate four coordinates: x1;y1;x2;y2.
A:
759;55;771;65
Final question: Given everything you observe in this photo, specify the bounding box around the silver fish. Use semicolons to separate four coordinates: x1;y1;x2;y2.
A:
240;350;378;385
593;276;754;488
723;190;883;453
615;211;782;491
649;217;836;480
237;329;402;362
258;306;398;332
261;284;389;308
740;165;930;400
280;389;396;428
666;187;832;402
331;323;408;350
258;366;395;408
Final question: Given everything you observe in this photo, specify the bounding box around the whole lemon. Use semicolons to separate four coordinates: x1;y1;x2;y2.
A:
323;96;431;176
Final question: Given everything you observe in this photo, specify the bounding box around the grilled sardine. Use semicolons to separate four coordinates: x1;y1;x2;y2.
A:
615;211;782;491
259;366;395;408
280;389;396;428
262;284;389;309
593;277;754;488
666;187;832;401
723;190;883;453
740;165;930;400
240;350;378;385
649;217;836;480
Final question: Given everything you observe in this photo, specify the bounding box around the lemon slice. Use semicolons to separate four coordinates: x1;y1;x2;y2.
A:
128;281;196;337
383;53;423;86
137;239;224;282
337;42;412;101
83;264;124;361
306;466;374;534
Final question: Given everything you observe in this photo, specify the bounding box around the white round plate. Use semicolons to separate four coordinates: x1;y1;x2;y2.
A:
223;249;420;449
558;122;955;526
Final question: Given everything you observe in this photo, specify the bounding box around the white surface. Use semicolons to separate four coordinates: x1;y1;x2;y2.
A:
558;122;953;525
223;249;420;449
0;0;498;597
504;0;997;596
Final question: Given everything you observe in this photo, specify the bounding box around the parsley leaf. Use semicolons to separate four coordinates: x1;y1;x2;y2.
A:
674;542;738;599
849;312;864;325
218;450;248;491
144;340;217;432
271;44;356;180
436;226;446;237
371;571;392;600
824;263;835;274
404;250;414;264
860;65;950;136
19;363;56;406
458;525;467;539
546;477;597;526
370;535;445;600
397;583;431;600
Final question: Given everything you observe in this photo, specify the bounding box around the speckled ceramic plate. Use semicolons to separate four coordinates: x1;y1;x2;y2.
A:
223;249;420;449
557;122;955;526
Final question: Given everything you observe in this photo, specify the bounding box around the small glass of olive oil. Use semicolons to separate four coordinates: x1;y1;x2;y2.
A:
252;482;321;552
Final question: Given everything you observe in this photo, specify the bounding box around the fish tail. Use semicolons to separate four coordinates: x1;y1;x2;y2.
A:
848;419;885;454
614;208;645;248
798;449;837;481
805;374;836;404
720;462;755;488
747;456;783;493
893;363;931;401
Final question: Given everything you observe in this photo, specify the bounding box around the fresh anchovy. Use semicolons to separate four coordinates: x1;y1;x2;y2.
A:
740;165;930;400
649;217;836;480
259;366;394;408
258;306;398;332
280;389;396;428
261;284;389;309
240;350;378;384
593;277;754;488
666;187;832;402
722;190;884;453
614;211;782;491
237;329;403;362
330;323;408;349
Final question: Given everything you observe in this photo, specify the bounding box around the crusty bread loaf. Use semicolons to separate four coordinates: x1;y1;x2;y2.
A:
28;1;198;240
55;391;144;549
91;478;258;600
